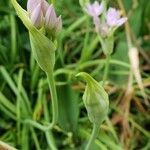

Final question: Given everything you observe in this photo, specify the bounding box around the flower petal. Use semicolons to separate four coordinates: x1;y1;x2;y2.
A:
45;5;57;29
27;0;42;14
116;17;127;26
30;3;43;28
85;1;103;17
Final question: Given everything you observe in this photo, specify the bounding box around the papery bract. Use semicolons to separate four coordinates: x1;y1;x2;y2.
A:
76;72;109;125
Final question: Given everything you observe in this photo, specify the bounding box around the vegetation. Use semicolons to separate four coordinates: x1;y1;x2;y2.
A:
0;0;150;149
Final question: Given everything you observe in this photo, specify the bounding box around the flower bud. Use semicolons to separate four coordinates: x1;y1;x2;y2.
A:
27;0;42;14
45;5;62;37
76;72;109;125
30;3;44;28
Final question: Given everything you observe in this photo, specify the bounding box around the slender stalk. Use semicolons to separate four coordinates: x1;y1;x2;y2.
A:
30;127;41;150
102;54;111;86
85;124;100;150
10;13;17;63
17;69;24;144
43;94;57;150
50;0;55;5
46;70;58;127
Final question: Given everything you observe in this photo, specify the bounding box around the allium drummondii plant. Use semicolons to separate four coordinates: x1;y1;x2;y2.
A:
84;2;127;37
79;1;127;149
11;0;62;129
83;0;128;84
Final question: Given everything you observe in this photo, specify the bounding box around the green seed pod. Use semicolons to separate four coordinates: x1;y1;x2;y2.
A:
76;72;109;125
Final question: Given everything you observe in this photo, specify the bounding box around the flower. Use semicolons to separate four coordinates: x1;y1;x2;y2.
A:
27;0;62;35
45;5;62;36
85;1;103;17
27;0;48;14
30;3;44;28
106;7;127;27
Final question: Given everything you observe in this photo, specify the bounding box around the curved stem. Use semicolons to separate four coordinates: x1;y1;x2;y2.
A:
102;54;111;86
85;124;100;150
46;70;58;128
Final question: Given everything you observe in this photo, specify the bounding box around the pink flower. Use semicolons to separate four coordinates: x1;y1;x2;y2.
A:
27;0;49;14
27;0;62;34
85;1;103;17
30;3;44;28
45;5;62;35
106;7;127;27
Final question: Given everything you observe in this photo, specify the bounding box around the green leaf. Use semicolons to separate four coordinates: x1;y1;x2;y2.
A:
57;84;79;133
111;40;129;86
129;7;142;37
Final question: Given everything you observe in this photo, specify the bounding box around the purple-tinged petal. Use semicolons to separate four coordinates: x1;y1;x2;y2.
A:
92;1;103;16
106;7;127;27
116;17;127;26
106;8;119;26
45;5;57;29
27;0;42;14
41;0;49;15
30;3;43;28
85;1;103;17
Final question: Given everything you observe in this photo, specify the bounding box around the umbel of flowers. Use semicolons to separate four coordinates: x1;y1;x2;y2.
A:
84;1;127;55
27;0;62;39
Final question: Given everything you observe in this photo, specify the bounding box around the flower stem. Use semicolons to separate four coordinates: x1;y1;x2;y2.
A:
85;124;100;150
46;70;58;127
102;54;111;85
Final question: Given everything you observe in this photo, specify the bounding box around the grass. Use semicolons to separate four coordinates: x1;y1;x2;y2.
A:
0;0;150;149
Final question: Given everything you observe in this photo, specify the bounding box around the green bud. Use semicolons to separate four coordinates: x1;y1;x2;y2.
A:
76;72;109;125
11;0;56;72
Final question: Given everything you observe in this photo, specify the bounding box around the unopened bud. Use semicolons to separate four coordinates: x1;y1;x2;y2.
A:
27;0;41;14
30;3;44;28
45;5;62;37
76;72;109;125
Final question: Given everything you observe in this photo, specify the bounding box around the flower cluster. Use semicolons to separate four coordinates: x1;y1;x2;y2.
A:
27;0;62;37
84;1;127;37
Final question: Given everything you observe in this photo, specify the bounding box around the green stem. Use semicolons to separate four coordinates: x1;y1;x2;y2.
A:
102;54;111;85
43;94;57;150
50;0;55;5
85;124;100;150
46;70;58;127
10;10;17;63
